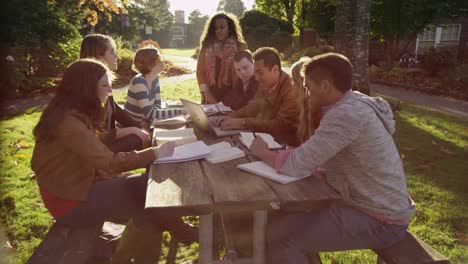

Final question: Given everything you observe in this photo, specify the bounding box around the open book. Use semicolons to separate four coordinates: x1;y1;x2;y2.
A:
155;140;211;164
239;132;283;150
205;141;245;164
202;102;233;115
155;128;197;146
237;161;311;184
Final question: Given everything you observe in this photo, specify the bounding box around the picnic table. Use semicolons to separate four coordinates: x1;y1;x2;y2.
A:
145;126;340;264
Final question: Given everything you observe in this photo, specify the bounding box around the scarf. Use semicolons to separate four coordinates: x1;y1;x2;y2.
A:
205;37;238;88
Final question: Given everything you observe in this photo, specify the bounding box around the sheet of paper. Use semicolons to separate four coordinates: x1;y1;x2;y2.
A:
237;161;310;184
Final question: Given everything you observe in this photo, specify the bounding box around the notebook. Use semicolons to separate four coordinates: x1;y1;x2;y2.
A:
239;132;283;150
205;141;245;164
155;140;211;164
155;128;197;146
237;161;311;184
181;98;247;137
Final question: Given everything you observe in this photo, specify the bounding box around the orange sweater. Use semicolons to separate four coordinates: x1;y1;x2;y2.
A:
31;111;155;201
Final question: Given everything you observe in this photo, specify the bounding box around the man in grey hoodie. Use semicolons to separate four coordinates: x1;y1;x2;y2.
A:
251;53;415;264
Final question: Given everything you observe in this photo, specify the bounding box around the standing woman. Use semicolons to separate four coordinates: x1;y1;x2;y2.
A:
31;59;175;263
80;34;151;153
197;12;248;104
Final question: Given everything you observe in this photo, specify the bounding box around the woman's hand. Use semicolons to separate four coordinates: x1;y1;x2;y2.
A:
155;141;176;159
116;127;151;148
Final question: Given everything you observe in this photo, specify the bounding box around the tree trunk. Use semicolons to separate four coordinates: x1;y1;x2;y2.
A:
335;0;370;95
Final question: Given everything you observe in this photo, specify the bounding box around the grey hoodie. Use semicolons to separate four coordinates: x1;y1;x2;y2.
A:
281;91;415;221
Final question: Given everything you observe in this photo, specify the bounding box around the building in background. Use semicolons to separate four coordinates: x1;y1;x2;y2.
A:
169;10;188;47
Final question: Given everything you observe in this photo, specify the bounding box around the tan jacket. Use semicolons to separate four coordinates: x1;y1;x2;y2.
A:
231;72;300;146
31;111;155;201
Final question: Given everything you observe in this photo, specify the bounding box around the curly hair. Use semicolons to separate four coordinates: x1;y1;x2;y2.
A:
199;12;246;48
34;59;114;142
132;45;161;74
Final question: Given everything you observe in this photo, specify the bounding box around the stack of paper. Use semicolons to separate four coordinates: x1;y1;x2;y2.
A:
237;161;311;184
155;128;197;146
202;102;233;115
155;141;211;164
205;141;245;164
239;132;283;150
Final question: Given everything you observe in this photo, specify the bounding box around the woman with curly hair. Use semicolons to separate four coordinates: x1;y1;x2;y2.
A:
196;12;248;104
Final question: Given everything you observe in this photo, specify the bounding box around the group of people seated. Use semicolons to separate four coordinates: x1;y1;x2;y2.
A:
31;11;415;264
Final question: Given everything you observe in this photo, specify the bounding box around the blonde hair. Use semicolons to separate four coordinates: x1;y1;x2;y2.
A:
292;57;316;143
132;45;161;74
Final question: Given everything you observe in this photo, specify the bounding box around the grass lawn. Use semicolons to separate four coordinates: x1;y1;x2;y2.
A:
0;83;467;263
162;48;197;58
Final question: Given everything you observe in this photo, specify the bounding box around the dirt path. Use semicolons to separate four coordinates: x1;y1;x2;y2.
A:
2;68;467;120
370;83;468;120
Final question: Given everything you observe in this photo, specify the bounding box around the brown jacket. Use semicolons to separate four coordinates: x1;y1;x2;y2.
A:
196;41;248;100
230;72;300;146
31;111;155;201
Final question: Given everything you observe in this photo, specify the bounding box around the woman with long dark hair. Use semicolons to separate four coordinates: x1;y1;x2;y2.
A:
196;12;248;103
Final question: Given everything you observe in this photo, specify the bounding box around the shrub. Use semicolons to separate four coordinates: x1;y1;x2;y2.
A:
115;48;135;86
192;48;200;59
240;10;293;52
419;47;457;76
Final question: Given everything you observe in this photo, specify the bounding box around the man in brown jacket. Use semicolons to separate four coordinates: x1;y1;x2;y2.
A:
212;47;300;146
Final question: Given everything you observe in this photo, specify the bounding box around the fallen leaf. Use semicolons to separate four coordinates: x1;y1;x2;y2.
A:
432;140;438;146
439;147;454;155
5;240;14;250
29;172;36;179
12;160;18;166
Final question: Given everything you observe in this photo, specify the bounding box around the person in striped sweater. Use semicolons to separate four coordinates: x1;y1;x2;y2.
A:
124;45;184;123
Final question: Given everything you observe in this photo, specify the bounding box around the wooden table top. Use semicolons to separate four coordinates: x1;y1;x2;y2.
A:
145;127;340;215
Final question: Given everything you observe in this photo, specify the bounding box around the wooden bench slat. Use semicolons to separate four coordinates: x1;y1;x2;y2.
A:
374;232;450;264
27;223;101;264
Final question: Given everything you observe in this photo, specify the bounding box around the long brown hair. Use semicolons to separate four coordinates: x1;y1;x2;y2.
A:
200;12;245;48
80;34;115;60
33;59;111;142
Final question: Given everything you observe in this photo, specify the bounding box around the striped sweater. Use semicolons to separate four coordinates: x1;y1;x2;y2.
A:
124;74;183;122
280;91;415;221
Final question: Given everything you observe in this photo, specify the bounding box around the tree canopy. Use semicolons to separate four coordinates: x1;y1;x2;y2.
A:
217;0;246;17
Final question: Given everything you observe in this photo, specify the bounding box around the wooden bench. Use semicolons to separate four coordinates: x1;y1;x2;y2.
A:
374;231;450;264
307;231;450;264
26;223;102;264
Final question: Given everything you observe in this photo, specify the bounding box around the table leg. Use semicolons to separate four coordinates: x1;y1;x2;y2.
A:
199;214;213;264
253;210;267;264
